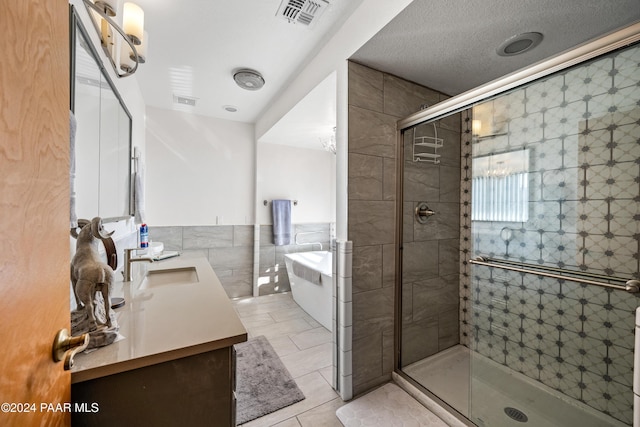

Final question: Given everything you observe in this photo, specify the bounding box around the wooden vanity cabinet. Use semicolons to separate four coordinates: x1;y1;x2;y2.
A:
72;345;237;426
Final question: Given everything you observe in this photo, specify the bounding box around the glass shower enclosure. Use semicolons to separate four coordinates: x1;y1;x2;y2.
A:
396;35;640;426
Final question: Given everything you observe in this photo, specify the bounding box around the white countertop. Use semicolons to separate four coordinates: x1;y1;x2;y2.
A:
71;253;247;383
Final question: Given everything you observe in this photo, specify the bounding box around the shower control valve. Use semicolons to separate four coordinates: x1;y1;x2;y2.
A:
415;202;435;224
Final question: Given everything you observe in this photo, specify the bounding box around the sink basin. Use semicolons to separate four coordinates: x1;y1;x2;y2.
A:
141;266;199;288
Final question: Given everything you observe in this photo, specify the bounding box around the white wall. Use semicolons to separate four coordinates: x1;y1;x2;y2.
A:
145;106;255;226
257;143;336;224
255;0;413;140
255;0;412;241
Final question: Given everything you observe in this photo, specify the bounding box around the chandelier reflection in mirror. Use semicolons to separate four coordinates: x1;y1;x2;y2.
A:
82;0;148;78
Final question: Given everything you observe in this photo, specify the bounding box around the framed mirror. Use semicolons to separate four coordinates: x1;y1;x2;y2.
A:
70;6;133;222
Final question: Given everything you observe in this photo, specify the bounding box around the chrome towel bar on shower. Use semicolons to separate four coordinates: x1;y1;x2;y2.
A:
469;255;640;293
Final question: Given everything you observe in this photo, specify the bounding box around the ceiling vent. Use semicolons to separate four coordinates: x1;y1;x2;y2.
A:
173;95;197;106
276;0;330;27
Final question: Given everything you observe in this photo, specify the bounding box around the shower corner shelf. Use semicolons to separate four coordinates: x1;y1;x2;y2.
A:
412;125;443;164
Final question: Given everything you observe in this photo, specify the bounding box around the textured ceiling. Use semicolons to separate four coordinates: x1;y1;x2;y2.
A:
351;0;640;96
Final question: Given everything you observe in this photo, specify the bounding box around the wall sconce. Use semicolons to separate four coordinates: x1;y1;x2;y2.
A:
472;119;482;136
471;118;507;141
123;2;144;45
82;0;147;78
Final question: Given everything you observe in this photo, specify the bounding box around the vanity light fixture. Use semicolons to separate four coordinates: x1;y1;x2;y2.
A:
122;2;144;45
131;31;148;63
82;0;147;78
121;29;148;72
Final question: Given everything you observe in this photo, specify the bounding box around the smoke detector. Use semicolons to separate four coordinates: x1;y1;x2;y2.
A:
276;0;330;27
233;69;265;91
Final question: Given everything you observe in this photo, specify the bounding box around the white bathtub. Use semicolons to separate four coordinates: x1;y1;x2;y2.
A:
284;251;333;331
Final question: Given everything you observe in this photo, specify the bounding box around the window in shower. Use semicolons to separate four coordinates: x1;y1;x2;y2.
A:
471;149;529;222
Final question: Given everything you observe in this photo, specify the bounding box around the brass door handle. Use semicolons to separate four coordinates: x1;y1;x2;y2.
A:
52;329;89;370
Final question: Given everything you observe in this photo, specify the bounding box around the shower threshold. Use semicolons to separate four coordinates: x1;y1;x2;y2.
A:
404;345;627;427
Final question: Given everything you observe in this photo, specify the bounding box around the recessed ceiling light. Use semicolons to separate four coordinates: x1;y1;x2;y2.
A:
223;105;238;112
233;69;265;91
497;32;543;57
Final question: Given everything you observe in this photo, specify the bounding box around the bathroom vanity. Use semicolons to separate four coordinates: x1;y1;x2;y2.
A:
71;254;247;426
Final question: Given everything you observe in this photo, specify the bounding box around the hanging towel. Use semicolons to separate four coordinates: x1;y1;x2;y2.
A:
133;147;147;224
69;111;78;229
272;199;292;246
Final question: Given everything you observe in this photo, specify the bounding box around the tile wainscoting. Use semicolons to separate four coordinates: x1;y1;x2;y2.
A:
150;223;332;298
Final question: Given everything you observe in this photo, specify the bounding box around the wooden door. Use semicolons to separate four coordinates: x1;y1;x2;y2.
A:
0;1;71;426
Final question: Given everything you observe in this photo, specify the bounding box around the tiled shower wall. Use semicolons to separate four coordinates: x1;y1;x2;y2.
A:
150;223;331;298
347;61;456;395
466;44;640;424
401;118;461;366
459;110;473;347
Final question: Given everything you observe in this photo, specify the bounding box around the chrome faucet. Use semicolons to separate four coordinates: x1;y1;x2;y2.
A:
123;248;154;281
294;231;324;251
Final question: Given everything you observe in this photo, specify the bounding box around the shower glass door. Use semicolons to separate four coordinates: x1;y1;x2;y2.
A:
468;42;640;426
398;114;466;414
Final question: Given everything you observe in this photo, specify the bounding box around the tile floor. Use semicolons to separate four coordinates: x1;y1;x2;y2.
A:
336;383;448;427
231;292;346;426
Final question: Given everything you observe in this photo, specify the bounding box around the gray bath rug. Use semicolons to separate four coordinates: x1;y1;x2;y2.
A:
235;335;305;424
